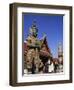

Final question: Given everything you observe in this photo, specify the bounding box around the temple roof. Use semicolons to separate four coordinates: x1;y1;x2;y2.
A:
24;37;52;58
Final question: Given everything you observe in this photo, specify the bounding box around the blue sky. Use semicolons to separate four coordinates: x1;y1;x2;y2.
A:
23;13;63;58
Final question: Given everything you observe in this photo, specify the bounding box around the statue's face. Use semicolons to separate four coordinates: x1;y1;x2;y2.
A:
32;30;37;37
33;32;37;37
29;24;38;37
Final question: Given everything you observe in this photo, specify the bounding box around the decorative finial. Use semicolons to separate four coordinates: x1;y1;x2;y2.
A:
42;33;46;39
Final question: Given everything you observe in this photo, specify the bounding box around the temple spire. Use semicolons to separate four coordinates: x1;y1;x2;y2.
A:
29;21;38;37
